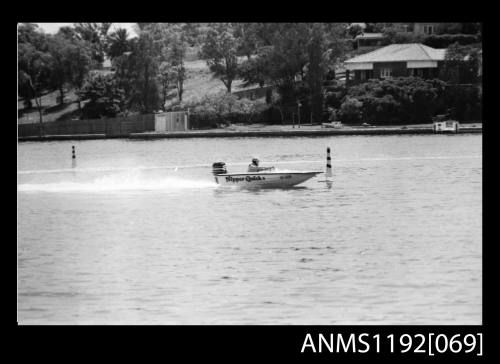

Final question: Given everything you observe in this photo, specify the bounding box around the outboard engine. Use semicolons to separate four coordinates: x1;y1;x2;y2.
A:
212;162;227;175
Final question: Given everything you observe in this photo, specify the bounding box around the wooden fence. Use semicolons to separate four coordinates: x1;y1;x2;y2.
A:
18;114;155;137
232;85;274;100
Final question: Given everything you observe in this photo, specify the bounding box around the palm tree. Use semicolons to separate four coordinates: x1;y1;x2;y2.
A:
106;28;130;62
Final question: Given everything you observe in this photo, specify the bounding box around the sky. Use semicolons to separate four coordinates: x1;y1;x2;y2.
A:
35;23;138;38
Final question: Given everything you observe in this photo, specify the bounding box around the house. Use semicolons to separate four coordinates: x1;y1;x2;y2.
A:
102;58;112;69
344;43;446;84
392;23;413;33
354;33;386;51
413;23;441;36
349;23;367;30
390;23;441;35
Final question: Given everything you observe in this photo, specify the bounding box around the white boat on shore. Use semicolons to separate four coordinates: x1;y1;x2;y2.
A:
212;162;322;188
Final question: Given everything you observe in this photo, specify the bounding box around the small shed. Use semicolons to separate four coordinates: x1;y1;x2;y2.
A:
433;120;459;133
155;111;190;132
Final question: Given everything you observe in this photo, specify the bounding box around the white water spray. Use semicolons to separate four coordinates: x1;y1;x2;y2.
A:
18;171;217;193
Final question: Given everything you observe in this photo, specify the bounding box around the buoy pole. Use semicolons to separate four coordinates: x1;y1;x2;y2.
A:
326;147;332;179
71;145;76;168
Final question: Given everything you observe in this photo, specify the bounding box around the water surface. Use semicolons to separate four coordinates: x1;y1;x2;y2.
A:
18;135;482;324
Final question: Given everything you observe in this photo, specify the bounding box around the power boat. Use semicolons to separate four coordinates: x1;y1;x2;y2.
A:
212;162;322;188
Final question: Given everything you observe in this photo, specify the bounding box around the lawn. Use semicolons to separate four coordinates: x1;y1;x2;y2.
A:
18;89;81;124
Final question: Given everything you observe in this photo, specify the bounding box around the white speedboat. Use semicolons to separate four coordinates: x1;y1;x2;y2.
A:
212;162;322;188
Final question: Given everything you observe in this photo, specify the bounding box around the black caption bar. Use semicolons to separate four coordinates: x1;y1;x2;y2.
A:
17;325;489;361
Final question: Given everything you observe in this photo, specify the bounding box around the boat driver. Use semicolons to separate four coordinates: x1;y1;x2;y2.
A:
248;158;275;172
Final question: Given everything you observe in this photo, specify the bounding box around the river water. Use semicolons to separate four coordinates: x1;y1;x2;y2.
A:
17;134;482;325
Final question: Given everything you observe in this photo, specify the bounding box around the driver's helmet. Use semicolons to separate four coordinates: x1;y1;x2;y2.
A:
252;158;260;165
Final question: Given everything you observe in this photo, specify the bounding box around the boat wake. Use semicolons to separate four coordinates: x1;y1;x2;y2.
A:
18;173;217;193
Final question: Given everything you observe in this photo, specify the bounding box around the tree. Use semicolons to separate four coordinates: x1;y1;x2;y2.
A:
307;25;324;123
78;73;125;118
239;46;272;88
106;28;131;61
18;24;40;108
442;43;481;84
18;23;48;108
364;23;384;33
233;23;259;59
66;38;94;110
241;23;348;123
132;23;189;107
249;23;311;109
58;26;78;40
347;24;364;39
200;23;240;93
73;23;112;65
18;23;53;133
163;24;188;102
114;30;162;113
46;34;73;105
158;61;176;110
42;29;95;110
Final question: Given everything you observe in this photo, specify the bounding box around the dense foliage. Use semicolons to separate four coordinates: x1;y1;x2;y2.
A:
423;34;481;48
175;91;269;128
78;73;125;118
338;77;480;124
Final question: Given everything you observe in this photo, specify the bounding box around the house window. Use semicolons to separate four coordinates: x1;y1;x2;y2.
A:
424;25;434;34
380;68;392;78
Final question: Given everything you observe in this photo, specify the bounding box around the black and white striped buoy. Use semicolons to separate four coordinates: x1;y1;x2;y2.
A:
71;145;76;168
325;147;332;179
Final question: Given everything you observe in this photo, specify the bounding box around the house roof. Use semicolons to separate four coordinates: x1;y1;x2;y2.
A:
345;43;447;64
354;32;385;40
349;23;366;29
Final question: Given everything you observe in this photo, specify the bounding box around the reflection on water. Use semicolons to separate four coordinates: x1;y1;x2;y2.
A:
18;135;482;324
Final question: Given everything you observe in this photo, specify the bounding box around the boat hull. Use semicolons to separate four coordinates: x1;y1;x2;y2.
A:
214;171;322;188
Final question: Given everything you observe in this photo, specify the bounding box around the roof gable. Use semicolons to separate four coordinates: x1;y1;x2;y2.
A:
345;43;447;63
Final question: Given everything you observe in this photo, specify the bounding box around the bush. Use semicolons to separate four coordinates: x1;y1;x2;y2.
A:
344;77;448;124
339;97;363;123
79;73;125;119
183;91;271;129
356;94;402;124
343;77;481;124
324;82;347;110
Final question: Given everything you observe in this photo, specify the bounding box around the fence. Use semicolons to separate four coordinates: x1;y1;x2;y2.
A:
232;85;274;100
18;114;155;137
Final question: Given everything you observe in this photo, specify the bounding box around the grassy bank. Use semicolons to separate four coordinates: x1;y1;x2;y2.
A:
18;59;258;125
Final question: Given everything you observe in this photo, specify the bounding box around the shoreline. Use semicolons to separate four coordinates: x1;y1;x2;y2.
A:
18;124;482;142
